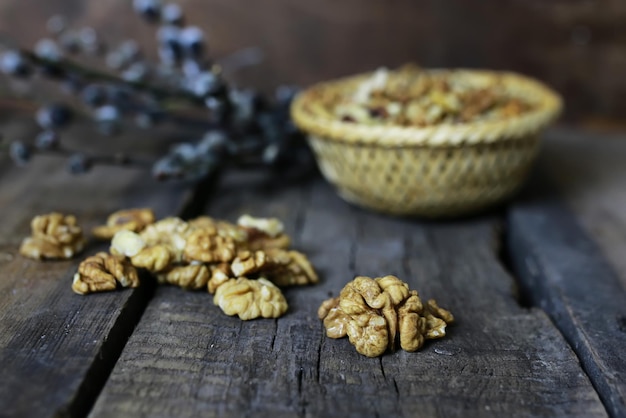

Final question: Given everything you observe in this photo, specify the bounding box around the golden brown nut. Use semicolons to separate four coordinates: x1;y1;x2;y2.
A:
318;275;453;357
230;249;318;287
184;227;236;263
130;245;172;272
156;263;210;290
318;297;350;339
207;263;233;294
213;277;288;320
237;215;284;237
189;216;248;243
72;252;139;295
110;230;146;257
92;208;156;240
139;217;192;261
19;212;85;260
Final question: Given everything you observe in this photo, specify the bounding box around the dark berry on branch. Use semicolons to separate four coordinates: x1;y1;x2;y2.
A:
0;51;31;77
9;141;31;166
46;15;67;35
35;130;60;150
122;62;149;82
106;86;132;108
67;153;92;174
78;27;102;54
135;109;164;129
34;38;63;62
152;156;184;180
36;104;73;129
94;105;121;136
181;59;203;78
197;130;229;157
59;31;81;54
119;40;141;62
81;84;107;107
179;26;204;59
156;25;183;64
275;85;299;107
106;51;127;70
162;3;184;26
188;71;221;98
133;0;162;22
262;143;280;165
204;97;228;124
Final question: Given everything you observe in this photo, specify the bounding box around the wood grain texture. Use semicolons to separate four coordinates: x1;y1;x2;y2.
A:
1;0;625;121
90;172;607;418
507;167;626;418
0;116;194;417
541;128;626;289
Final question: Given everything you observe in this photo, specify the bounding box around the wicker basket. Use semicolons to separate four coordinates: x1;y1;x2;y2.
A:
291;69;562;217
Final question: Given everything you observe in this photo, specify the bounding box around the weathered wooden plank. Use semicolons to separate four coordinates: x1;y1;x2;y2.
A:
0;120;194;417
542;127;626;289
92;173;606;417
507;166;626;418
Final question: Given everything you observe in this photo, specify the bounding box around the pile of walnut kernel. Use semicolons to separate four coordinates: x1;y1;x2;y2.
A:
319;275;454;357
23;208;318;321
335;66;533;127
19;212;86;260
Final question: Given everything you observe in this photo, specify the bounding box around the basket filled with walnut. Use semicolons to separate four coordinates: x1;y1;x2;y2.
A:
291;65;562;217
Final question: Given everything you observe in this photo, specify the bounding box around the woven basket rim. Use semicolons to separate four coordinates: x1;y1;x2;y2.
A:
290;68;563;146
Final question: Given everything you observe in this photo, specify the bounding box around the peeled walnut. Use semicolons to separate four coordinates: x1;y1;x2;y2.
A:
230;249;318;287
237;215;284;238
318;275;454;357
189;216;248;243
156;263;210;290
72;252;139;295
208;263;233;294
92;208;155;240
110;230;146;257
213;277;288;320
184;227;236;263
19;212;86;260
130;245;172;272
139;217;192;262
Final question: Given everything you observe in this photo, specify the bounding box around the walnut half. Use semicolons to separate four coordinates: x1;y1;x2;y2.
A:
318;275;454;357
72;252;140;295
19;212;85;260
213;277;288;320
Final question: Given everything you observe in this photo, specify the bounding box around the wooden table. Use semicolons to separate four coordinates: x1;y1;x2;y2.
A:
0;120;624;418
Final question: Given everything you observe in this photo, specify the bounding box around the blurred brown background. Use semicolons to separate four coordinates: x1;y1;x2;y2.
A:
0;0;624;124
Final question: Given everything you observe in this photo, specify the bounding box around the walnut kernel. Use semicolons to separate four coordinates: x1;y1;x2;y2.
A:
19;212;85;260
319;275;453;357
214;277;288;320
92;208;155;240
110;230;146;257
156;263;210;290
72;252;139;295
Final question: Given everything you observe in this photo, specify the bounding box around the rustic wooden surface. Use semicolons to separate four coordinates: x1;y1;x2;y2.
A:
89;171;606;418
0;117;195;417
1;124;625;417
542;129;626;288
1;0;626;121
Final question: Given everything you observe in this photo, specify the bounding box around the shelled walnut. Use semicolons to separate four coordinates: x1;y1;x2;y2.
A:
92;208;155;240
318;275;454;357
72;252;140;295
156;263;210;290
214;277;288;320
336;66;534;127
230;249;318;287
139;217;192;262
19;212;86;260
184;227;237;263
